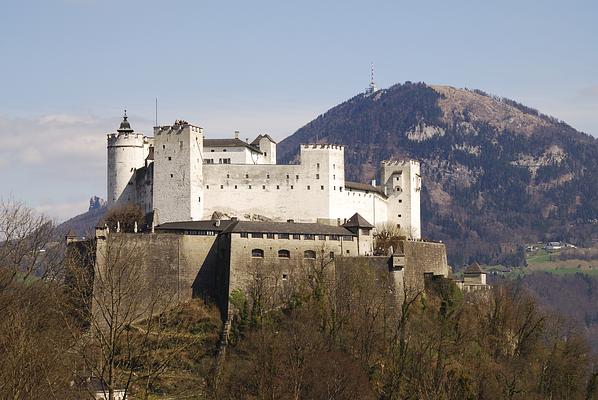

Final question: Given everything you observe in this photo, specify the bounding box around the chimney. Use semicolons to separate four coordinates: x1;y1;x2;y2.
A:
371;179;376;186
234;130;239;139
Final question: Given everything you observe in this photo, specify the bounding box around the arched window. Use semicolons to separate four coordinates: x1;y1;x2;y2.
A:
251;249;264;258
303;250;316;259
278;249;290;258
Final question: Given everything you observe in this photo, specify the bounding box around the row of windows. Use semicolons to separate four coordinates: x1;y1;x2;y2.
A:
202;173;337;180
240;232;353;241
204;184;339;191
251;248;323;259
204;158;231;164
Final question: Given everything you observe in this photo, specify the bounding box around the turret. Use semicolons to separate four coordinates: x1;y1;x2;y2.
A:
381;160;421;239
251;134;277;164
107;111;147;207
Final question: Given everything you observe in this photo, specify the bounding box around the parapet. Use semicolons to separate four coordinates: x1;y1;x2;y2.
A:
107;132;146;146
301;143;344;151
154;122;203;136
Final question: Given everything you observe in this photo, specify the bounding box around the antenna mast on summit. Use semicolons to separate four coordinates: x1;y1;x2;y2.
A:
365;62;377;96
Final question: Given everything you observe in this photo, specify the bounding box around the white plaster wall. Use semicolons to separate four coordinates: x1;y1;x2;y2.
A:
153;124;204;224
203;146;266;165
258;136;276;164
107;133;146;207
382;160;421;239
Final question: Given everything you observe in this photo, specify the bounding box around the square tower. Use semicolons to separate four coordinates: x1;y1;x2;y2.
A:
381;160;421;239
153;121;204;224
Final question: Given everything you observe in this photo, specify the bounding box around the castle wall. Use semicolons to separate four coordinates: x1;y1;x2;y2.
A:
400;240;448;291
153;124;204;224
382;160;421;238
204;146;264;165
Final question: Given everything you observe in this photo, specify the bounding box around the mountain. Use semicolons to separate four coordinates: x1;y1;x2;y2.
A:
57;196;107;237
278;82;598;266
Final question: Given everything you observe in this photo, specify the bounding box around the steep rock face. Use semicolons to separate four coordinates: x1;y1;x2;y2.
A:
278;82;598;266
57;196;107;236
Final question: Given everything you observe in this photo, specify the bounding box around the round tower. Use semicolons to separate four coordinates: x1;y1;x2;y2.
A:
107;111;146;207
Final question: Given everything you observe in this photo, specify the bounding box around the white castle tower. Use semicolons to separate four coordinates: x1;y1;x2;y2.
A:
152;120;204;224
107;111;149;207
381;160;421;239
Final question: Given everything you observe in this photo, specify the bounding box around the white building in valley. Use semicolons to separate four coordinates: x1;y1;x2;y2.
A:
106;114;422;238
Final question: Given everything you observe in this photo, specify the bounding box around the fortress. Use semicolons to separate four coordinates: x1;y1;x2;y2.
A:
107;113;422;239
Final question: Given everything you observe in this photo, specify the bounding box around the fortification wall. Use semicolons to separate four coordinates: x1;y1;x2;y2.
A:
400;240;448;291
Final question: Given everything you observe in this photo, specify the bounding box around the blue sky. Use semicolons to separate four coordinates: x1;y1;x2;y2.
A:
1;0;597;221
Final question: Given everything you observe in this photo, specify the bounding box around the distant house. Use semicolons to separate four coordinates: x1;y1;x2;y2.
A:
455;262;490;292
544;241;563;251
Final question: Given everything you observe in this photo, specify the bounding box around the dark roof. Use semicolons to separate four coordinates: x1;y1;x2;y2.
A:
464;262;483;274
250;134;277;145
203;138;261;153
223;220;353;236
156;220;236;232
342;213;374;229
117;112;133;133
345;181;387;198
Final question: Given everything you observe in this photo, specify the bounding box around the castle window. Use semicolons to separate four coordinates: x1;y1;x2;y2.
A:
318;235;326;240
245;173;249;178
398;214;402;218
251;233;263;238
292;234;300;240
234;185;238;189
266;233;275;239
320;186;324;190
340;187;343;192
333;164;335;169
220;185;224;189
262;185;266;189
210;149;214;152
223;149;227;152
266;174;270;179
278;249;290;258
249;185;252;189
170;174;173;178
333;186;336;190
163;145;165;149
179;141;183;149
168;157;172;160
316;174;319;179
330;252;335;259
307;185;311;190
205;159;214;164
227;174;230;178
251;248;264;258
286;174;290;179
399;199;403;203
329;235;339;241
361;229;370;236
290;185;294;189
279;233;289;239
304;234;315;240
240;232;248;238
346;249;350;254
198;197;201;203
282;273;288;280
296;175;299;180
303;250;316;259
264;152;267;156
316;163;320;168
276;185;280;189
206;185;209;189
333;175;335;179
343;236;354;241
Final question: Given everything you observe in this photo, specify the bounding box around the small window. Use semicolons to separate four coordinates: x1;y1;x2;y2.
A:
339;187;343;192
262;185;266;189
245;173;249;178
198;197;201;202
329;251;335;259
251;249;264;258
320;185;324;190
168;156;172;161
290;185;294;189
399;199;403;203
206;185;209;189
162;145;165;149
296;175;299;180
343;236;354;241
318;235;326;240
266;174;270;179
276;185;280;189
307;185;311;190
304;234;315;240
210;149;215;152
316;174;319;179
398;214;402;218
361;229;370;236
282;273;288;280
234;185;238;189
292;234;300;240
226;173;230;178
329;235;339;241
278;249;290;258
266;233;275;239
279;233;289;239
240;232;248;238
316;163;320;168
304;250;316;259
249;185;252;189
251;233;263;238
346;249;350;254
220;185;224;189
333;174;335;179
286;174;290;179
170;174;173;178
223;149;227;152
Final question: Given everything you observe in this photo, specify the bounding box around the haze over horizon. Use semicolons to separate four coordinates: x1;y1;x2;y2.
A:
1;0;597;221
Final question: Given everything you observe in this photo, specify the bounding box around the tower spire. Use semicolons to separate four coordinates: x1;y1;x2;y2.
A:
365;62;377;96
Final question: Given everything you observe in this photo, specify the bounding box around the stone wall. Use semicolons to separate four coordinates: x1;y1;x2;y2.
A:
399;240;448;291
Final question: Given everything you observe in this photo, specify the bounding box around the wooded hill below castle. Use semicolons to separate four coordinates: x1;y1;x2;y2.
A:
278;82;598;266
